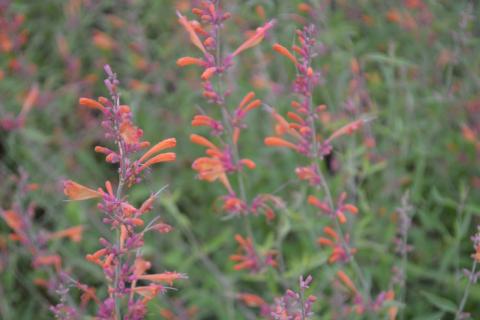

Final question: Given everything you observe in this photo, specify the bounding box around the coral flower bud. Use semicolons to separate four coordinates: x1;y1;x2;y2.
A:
239;92;255;109
264;137;298;150
140;153;176;171
272;43;298;64
64;180;101;201
137;272;188;285
139;138;177;163
190;134;218;150
201;67;217;80
176;56;205;67
177;11;207;54
243;99;262;112
240;159;256;169
237;293;266;307
232;20;275;57
337;270;357;294
49;225;84;242
79;98;105;111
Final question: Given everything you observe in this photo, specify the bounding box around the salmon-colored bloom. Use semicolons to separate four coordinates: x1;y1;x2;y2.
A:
318;226;356;263
190;134;234;192
131;285;164;302
191;115;224;135
138;138;176;163
272;43;298;65
326;119;365;143
137;271;188;286
264;137;298;150
230;234;276;272
337;270;358;294
201;67;217;80
176;56;205;67
79;97;105;112
237;293;267;307
48;225;83;242
177;12;207;54
64;180;101;201
231;20;275;57
92;30;117;50
33;254;62;272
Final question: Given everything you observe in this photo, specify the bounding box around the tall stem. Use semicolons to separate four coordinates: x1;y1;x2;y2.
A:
112;93;126;320
456;260;477;319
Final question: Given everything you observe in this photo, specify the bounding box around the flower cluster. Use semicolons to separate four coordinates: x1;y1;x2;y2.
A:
0;171;97;319
177;0;282;274
264;23;398;318
64;65;185;319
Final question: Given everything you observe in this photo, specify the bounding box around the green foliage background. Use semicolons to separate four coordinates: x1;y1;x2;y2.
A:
1;0;479;319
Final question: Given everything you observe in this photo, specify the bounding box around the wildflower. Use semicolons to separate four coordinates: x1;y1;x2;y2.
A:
33;254;62;272
337;270;358;294
308;193;358;224
137;272;188;286
230;234;276;273
63;180;101;201
48;226;84;242
272;43;298;64
79;97;105;112
191;114;223;135
231;20;275;57
317;226;357;263
177;11;207;54
237;293;267;308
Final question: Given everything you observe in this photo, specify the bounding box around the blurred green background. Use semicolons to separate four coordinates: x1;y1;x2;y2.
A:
1;0;480;319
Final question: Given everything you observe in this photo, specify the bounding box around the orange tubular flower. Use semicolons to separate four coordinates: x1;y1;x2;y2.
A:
237;293;267;308
79;97;105;112
131;285;164;302
33;255;62;272
201;66;217;80
176;56;205;67
264;137;298;150
137;272;188;286
190;133;218;151
177;12;207;54
63;180;102;201
192;157;233;193
138;138;177;163
48;225;84;242
337;270;358;294
272;43;298;65
326;119;365;143
231;20;275;57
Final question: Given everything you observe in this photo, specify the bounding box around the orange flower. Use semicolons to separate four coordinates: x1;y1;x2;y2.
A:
33;254;62;272
137;271;187;286
201;67;217;80
326;119;365;143
86;248;108;265
232;20;275;57
192;157;232;193
48;225;83;242
131;285;164;302
138;138;176;163
79;97;105;112
264;137;298;150
63;180;101;201
337;270;357;294
237;293;266;307
177;12;207;54
92;30;117;51
272;43;298;65
176;56;205;67
138;153;176;173
19;84;39;119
